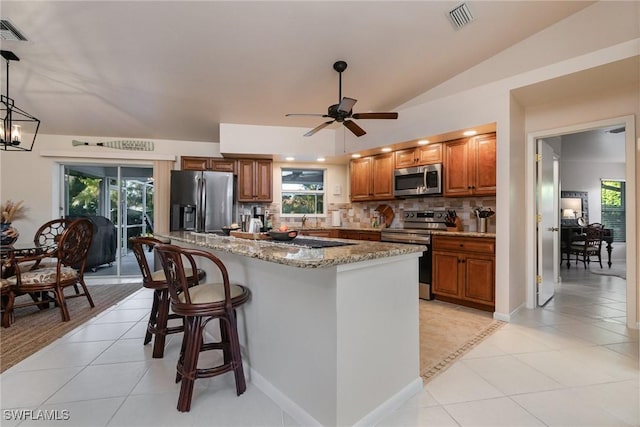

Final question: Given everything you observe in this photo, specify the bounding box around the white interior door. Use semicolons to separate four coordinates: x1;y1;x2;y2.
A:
537;140;558;306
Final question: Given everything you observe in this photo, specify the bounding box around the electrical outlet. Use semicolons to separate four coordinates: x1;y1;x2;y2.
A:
264;209;269;217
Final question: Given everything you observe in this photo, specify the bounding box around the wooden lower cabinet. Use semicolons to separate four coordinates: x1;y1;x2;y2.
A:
432;235;495;311
338;230;381;241
299;230;338;238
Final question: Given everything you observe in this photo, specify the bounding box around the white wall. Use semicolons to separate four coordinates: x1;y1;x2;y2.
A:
0;134;221;242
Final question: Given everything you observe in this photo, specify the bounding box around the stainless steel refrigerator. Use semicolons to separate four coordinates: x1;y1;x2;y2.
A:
170;170;234;232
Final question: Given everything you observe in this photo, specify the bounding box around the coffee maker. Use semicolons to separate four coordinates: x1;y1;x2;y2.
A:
252;206;265;232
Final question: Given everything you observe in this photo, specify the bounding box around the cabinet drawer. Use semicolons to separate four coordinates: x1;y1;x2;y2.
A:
433;236;495;253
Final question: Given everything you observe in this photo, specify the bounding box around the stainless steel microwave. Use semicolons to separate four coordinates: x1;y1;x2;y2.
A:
394;164;442;197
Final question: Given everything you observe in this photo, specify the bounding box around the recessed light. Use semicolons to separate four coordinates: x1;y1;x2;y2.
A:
285;156;295;161
463;130;477;136
317;157;325;162
351;153;361;158
381;147;392;153
418;139;429;145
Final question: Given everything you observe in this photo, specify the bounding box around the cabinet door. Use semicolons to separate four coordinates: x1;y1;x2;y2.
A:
394;149;417;168
181;156;209;171
237;160;256;201
254;160;273;202
432;251;461;297
463;255;495;305
443;139;472;196
350;157;372;201
211;159;236;173
371;153;394;199
472;134;496;195
416;143;442;165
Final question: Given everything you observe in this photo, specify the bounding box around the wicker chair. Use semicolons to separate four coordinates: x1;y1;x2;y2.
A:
129;236;204;358
3;218;95;323
155;243;250;412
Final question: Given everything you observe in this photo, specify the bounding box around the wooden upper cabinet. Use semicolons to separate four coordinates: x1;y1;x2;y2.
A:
237;159;272;202
472;133;497;195
372;153;394;199
350;153;394;202
181;156;237;173
181;156;210;171
443;133;496;197
350;157;373;201
394;143;442;168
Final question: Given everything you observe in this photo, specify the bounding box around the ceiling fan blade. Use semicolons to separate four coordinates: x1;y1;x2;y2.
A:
286;113;328;117
304;120;335;137
337;97;357;114
343;120;366;137
352;112;398;120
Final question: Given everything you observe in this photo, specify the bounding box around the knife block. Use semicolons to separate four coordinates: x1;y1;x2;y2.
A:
447;217;463;232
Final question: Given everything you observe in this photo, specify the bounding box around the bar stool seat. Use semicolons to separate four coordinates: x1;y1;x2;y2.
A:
129;236;204;359
155;243;250;413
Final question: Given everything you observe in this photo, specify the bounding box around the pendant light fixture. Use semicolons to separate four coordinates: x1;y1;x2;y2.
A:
1;50;40;152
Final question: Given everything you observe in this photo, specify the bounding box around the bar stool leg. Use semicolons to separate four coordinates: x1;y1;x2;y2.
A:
177;316;203;412
226;310;246;395
144;290;160;345
151;289;171;358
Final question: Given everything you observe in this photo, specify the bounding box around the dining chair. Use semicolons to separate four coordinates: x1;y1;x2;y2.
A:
568;223;604;269
3;218;95;323
155;243;250;412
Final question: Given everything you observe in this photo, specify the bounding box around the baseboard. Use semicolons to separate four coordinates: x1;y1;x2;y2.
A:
249;368;423;427
353;377;423;427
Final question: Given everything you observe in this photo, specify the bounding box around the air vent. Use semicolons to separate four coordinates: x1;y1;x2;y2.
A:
448;3;475;30
0;20;28;41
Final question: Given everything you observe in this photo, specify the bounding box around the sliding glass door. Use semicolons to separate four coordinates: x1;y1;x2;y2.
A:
62;164;154;277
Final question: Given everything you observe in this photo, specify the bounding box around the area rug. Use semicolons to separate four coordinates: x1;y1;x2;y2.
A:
589;264;626;280
420;299;505;383
0;282;142;373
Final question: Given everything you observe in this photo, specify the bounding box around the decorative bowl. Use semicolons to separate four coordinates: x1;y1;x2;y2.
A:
268;230;298;241
221;226;241;236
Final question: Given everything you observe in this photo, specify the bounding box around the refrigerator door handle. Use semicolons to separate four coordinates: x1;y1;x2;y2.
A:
199;175;207;232
194;175;203;232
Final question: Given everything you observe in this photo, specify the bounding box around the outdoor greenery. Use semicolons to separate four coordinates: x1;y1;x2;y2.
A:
68;175;102;216
281;168;325;215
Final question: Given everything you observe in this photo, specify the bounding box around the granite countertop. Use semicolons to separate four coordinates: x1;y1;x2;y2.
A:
154;231;426;269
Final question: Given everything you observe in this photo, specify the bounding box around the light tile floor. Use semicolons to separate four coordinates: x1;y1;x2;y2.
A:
1;268;638;426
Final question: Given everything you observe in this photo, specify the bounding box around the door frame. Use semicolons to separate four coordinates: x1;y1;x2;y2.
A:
525;114;637;328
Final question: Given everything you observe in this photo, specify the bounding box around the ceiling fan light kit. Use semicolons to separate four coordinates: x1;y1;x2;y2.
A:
1;50;40;152
286;60;398;137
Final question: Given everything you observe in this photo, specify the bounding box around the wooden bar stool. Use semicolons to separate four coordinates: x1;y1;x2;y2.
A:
129;236;204;358
155;244;250;412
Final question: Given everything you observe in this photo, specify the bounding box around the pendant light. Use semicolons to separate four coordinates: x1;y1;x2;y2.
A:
1;50;40;152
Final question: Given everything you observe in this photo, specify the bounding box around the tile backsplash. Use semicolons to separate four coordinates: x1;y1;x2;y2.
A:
254;196;497;233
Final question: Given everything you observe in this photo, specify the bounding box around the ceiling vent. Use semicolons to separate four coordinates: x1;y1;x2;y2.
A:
0;20;28;41
448;3;475;30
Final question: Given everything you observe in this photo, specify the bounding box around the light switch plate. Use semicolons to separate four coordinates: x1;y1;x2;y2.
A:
333;184;342;196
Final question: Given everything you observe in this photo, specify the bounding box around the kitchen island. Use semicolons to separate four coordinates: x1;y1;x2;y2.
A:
155;231;425;426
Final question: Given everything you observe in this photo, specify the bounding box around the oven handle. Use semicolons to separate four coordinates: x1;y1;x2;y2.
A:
381;235;431;245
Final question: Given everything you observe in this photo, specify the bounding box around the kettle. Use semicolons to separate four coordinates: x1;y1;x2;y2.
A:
249;218;263;233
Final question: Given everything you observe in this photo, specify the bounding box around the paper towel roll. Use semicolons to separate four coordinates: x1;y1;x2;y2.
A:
331;211;341;227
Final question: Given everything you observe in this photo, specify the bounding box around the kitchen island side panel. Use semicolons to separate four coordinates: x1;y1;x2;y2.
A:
169;239;421;426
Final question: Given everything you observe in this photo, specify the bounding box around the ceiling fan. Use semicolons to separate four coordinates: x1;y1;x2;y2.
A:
286;60;398;137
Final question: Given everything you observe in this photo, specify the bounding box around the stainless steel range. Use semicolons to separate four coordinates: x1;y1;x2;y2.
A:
381;210;449;300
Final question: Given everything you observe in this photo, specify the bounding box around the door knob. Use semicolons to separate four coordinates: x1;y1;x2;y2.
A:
548;227;559;232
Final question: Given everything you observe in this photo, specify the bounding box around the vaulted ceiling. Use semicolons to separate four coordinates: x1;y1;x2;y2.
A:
1;1;594;142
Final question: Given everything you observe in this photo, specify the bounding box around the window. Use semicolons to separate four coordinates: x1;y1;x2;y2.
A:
281;168;325;215
601;179;625;242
